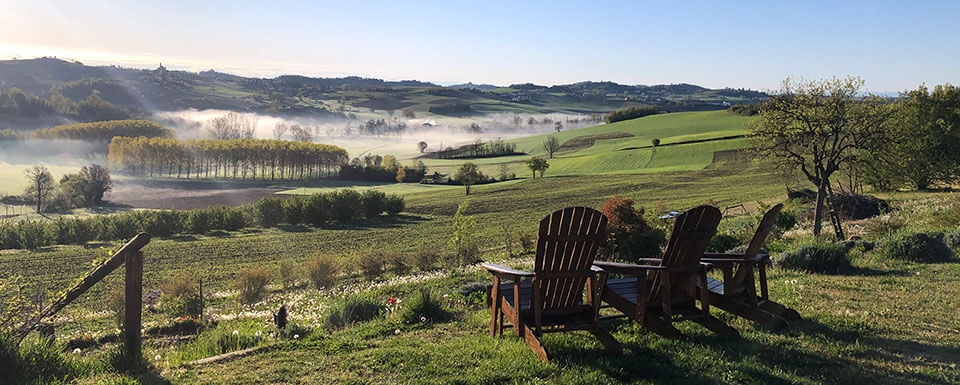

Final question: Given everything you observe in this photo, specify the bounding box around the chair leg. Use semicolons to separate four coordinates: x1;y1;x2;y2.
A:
641;314;684;339
489;281;501;337
519;323;550;363
588;325;622;354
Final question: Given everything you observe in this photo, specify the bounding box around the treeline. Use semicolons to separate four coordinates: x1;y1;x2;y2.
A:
428;102;472;115
728;102;762;116
108;137;349;180
605;105;660;123
0;87;139;122
32;120;174;141
340;154;428;182
434;139;521;159
0;190;403;250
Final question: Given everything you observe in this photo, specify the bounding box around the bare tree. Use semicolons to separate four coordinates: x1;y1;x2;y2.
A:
291;125;313;142
273;122;289;139
24;165;54;214
554;121;563;132
417;141;428;153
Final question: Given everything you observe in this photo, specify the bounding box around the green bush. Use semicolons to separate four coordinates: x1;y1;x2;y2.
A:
881;231;954;263
707;233;741;252
160;275;202;318
774;240;851;274
384;251;409;275
106;285;125;329
138;210;186;237
15;220;52;250
304;253;340;290
330;190;362;221
282;197;306;225
322;294;383;330
400;288;449;324
360;190;386;218
235;267;271;305
254;197;285;227
385;194;405;215
303;194;331;226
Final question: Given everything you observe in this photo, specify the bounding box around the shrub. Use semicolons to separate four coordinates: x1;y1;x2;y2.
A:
384;252;409;275
330;190;362;221
774;241;851;273
15;220;52;250
353;252;384;279
278;259;299;290
303;194;331;226
138;210;185;237
598;196;666;263
254;198;285;227
322;294;382;330
304;254;339;290
384;194;405;215
832;193;889;220
187;209;213;234
235;267;271;305
408;248;440;271
707;233;741;253
359;190;386;218
943;229;960;250
160;276;202;318
605;105;658;123
282;197;306;225
881;231;953;263
862;215;906;239
400;288;449;324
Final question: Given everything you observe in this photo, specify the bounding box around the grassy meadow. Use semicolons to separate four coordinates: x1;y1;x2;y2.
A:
2;111;960;385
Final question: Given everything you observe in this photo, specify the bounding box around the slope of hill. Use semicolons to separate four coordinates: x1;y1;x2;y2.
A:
0;58;768;124
418;110;754;178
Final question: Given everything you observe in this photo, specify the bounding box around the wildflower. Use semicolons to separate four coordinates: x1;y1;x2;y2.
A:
388;297;397;305
420;316;427;323
154;354;162;361
442;294;449;299
394;329;401;335
73;348;81;354
255;330;262;337
232;330;239;336
293;334;300;339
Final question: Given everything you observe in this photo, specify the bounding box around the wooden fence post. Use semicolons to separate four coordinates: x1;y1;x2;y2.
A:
124;250;143;363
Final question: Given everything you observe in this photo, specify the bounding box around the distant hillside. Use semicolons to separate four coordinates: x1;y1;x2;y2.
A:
0;57;769;126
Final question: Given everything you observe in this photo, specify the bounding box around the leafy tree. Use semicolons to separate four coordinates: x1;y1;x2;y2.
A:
526;158;549;178
455;163;480;195
751;77;893;236
78;164;112;204
543;135;560;159
417;141;428;153
24;166;54;213
605;105;658;123
651;138;661;147
863;84;960;190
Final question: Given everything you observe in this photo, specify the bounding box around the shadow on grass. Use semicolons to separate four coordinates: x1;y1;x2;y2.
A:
692;316;959;385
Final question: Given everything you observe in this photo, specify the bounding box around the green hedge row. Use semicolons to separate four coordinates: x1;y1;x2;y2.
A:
0;189;404;250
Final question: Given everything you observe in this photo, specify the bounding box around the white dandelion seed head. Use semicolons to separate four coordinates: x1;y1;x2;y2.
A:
293;334;299;339
394;329;401;335
232;330;239;336
72;348;81;354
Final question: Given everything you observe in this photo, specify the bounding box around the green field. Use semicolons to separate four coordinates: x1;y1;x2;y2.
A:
4;111;960;384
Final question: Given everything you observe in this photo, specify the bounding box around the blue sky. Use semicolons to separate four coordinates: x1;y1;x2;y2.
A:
0;0;957;91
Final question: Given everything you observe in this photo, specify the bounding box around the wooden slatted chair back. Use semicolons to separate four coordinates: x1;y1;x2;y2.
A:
650;205;722;301
732;203;783;285
533;206;608;313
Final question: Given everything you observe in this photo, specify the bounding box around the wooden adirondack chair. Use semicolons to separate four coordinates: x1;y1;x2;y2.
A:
698;203;802;327
482;206;621;362
594;205;738;338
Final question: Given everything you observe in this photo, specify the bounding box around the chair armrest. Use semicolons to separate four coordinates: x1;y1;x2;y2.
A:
481;263;533;279
703;252;746;259
593;261;665;275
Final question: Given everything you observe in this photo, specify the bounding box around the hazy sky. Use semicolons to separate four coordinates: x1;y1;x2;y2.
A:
1;0;957;91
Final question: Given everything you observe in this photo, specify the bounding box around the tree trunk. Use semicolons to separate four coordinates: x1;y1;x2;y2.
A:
465;185;471;195
813;179;827;236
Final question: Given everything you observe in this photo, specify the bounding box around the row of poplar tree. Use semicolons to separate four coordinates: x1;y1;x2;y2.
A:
107;137;349;180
